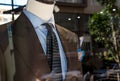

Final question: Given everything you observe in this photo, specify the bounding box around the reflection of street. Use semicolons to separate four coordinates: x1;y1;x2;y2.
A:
0;14;19;25
94;63;120;81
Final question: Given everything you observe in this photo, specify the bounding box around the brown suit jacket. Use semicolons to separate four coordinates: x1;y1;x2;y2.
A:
0;12;83;81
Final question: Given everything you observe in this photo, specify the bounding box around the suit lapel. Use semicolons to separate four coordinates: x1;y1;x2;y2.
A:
13;12;51;77
23;12;51;74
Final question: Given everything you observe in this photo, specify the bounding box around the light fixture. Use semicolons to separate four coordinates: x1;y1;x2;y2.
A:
112;8;116;12
68;18;71;21
77;16;80;19
100;11;103;14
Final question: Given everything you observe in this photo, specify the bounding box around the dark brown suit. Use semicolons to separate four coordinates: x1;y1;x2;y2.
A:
0;12;83;81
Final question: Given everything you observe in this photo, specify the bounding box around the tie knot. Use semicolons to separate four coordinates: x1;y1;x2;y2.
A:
42;23;54;32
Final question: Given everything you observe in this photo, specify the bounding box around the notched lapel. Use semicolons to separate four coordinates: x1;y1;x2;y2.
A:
12;12;51;80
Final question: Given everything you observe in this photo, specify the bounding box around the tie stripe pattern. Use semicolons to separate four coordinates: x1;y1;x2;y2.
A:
46;24;53;70
45;23;62;81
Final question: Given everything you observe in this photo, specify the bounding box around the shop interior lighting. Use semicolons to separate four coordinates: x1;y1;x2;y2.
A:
77;16;80;19
68;18;72;21
112;8;116;12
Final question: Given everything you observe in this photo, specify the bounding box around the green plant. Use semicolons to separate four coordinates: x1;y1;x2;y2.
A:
89;0;120;67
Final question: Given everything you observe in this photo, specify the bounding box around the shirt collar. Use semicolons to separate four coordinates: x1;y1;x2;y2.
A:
23;9;55;29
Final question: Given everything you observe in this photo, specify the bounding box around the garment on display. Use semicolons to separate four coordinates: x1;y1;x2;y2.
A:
0;0;84;81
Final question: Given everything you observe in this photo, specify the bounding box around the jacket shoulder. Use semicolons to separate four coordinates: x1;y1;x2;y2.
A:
56;24;78;43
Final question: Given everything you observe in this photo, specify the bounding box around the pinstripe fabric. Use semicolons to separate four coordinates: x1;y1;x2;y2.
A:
45;23;62;81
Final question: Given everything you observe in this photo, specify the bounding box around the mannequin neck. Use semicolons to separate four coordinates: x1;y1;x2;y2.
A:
26;0;55;22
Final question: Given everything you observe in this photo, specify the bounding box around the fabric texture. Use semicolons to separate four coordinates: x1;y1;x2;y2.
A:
45;23;62;81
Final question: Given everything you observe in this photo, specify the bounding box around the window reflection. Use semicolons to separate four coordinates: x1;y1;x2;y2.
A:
54;13;90;35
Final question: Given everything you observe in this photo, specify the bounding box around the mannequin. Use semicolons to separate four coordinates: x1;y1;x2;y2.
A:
0;0;84;80
26;0;55;21
9;0;84;81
